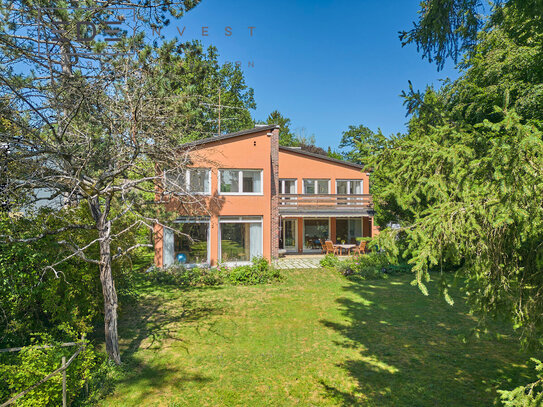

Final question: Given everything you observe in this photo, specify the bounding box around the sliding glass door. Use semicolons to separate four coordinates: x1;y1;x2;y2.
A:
220;217;263;263
303;219;329;250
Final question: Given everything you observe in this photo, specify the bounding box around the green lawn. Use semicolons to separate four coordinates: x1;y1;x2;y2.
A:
101;269;532;406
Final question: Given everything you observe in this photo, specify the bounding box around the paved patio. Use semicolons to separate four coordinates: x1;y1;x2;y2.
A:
274;257;321;269
274;254;341;269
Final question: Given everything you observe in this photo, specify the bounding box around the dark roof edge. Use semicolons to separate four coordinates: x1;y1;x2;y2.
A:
279;146;366;170
184;125;279;148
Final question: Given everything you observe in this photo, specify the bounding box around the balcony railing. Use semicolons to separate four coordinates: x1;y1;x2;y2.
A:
278;194;373;212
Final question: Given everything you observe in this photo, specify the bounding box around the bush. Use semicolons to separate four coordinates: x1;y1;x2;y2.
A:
144;265;222;287
144;257;281;287
0;336;96;407
320;253;340;269
222;257;282;285
321;252;392;280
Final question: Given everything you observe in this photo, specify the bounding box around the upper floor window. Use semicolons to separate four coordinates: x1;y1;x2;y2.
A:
303;179;329;194
280;179;297;194
336;179;363;195
220;169;262;194
165;168;211;194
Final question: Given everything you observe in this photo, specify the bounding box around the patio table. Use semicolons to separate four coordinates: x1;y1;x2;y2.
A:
334;244;356;255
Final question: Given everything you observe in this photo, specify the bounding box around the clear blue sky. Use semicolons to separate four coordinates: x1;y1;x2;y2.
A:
161;0;459;148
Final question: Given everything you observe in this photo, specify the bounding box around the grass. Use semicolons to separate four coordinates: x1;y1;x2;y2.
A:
100;269;533;406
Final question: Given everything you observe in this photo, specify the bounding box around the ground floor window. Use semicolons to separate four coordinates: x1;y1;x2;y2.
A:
303;219;329;249
336;218;362;244
163;218;210;266
220;217;262;262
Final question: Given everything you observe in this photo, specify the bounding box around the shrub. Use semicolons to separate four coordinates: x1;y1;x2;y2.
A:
223;257;281;285
0;337;96;407
144;265;222;287
144;258;281;287
322;252;391;280
320;253;340;269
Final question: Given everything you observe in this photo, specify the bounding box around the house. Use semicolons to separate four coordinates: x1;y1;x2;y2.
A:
153;125;377;268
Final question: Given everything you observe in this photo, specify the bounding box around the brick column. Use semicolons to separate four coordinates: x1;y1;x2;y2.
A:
270;127;280;259
154;223;163;267
330;217;336;243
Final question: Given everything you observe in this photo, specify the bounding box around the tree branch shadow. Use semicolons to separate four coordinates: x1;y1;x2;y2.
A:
319;275;533;406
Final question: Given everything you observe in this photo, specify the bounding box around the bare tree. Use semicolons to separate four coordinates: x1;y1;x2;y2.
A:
0;0;205;364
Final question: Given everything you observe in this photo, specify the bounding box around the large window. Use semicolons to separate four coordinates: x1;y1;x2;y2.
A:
220;216;263;262
336;179;363;195
336;218;362;244
163;219;209;267
220;169;262;194
165;168;210;194
303;219;329;250
303;179;329;194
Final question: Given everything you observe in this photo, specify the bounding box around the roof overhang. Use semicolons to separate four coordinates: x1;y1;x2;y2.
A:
184;125;280;148
279;210;374;218
279;146;366;170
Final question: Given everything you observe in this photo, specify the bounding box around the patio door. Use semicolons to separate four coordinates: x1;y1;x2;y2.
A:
282;219;297;251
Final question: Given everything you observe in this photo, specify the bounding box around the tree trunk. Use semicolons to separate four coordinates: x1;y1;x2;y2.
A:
98;218;121;364
90;197;121;364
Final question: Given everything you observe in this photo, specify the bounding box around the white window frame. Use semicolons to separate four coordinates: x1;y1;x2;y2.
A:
218;216;264;265
280;178;297;194
335;179;364;195
164;168;211;195
218;169;263;195
302;179;330;194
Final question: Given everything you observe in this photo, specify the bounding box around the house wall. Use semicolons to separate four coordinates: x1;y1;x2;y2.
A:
278;149;370;194
154;128;278;267
278;149;376;253
154;130;378;268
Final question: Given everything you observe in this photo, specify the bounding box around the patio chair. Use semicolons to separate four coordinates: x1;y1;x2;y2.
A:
319;239;326;254
351;241;367;256
324;240;340;255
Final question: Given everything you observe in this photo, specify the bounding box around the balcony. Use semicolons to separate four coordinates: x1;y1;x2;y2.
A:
278;194;374;217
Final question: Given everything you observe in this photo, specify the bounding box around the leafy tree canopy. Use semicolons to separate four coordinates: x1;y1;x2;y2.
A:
400;0;543;69
338;124;387;166
265;110;298;146
373;7;543;348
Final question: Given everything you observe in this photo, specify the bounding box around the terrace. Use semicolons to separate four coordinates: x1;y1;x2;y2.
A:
278;194;374;216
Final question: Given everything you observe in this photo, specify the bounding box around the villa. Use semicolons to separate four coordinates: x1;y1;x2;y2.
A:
154;125;377;267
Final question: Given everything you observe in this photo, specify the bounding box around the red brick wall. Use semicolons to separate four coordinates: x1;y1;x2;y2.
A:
270;128;280;259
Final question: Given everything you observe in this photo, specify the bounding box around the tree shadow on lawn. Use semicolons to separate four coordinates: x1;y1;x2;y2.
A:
111;285;224;404
319;275;533;407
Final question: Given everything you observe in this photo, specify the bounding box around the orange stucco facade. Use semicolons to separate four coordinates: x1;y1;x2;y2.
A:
154;125;377;268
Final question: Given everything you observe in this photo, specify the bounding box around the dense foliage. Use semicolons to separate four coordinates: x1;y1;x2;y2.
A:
264;110;298;146
145;257;281;287
0;338;96;407
338;124;388;167
0;209;138;348
319;251;396;280
153;40;256;139
399;0;543;69
370;5;543;403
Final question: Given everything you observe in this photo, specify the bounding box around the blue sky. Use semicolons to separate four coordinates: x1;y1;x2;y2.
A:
161;0;459;148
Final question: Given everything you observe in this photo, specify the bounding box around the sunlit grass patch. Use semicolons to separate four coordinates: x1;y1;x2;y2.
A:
101;270;531;406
